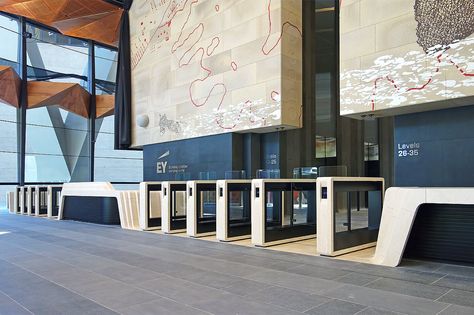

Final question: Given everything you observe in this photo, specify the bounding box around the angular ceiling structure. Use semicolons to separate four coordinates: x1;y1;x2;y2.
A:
0;65;20;107
28;81;90;118
0;0;123;46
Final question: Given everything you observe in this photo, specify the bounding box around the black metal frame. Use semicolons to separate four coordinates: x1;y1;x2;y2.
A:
332;181;383;252
226;183;251;238
195;183;217;234
146;184;162;228
50;186;62;216
165;183;187;231
263;182;316;243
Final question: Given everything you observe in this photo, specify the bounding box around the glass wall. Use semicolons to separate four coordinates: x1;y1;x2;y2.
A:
0;13;143;208
25;23;90;183
94;45;143;184
0;14;19;207
314;0;338;166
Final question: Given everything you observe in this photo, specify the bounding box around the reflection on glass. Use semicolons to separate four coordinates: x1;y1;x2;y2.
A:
199;190;216;220
228;190;250;221
172;191;186;217
265;186;315;229
149;190;161;219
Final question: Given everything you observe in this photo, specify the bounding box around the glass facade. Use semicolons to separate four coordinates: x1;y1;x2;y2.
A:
0;12;143;208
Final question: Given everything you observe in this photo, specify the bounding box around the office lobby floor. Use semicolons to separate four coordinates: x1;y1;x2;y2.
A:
0;211;474;315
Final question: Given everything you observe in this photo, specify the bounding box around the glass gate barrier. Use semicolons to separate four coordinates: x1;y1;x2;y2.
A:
139;182;162;230
162;181;187;233
187;181;217;237
216;180;252;241
252;179;317;246
317;177;384;256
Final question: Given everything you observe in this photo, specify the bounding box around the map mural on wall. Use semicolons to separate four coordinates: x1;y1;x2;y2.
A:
340;0;474;117
130;0;302;146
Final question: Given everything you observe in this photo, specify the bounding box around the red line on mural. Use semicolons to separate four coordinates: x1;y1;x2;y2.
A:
261;0;302;56
369;53;473;111
231;61;238;71
206;37;220;56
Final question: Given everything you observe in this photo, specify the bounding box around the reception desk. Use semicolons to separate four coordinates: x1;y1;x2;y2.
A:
373;187;474;267
58;182;139;230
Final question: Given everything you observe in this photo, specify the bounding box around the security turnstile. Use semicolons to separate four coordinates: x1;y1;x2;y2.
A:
139;182;162;230
14;186;22;214
316;177;384;257
162;181;187;233
20;186;28;215
252;179;317;247
34;186;48;216
216;180;252;241
26;186;34;215
48;185;62;217
187;181;217;237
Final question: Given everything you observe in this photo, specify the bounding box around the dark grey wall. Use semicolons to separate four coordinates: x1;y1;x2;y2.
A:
394;105;474;187
143;133;238;181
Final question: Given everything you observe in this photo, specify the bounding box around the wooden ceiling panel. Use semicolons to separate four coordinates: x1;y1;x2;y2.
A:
28;81;90;118
0;0;123;46
0;66;21;108
95;94;115;118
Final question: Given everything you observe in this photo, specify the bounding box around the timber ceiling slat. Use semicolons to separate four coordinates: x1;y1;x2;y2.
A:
0;0;123;46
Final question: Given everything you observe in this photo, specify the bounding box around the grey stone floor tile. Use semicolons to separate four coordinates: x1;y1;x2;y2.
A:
398;259;445;273
0;291;31;315
324;284;448;315
136;275;227;305
355;307;401;315
350;264;444;285
118;298;209;315
2;212;474;315
94;264;163;283
437;265;474;278
305;299;366;315
192;292;302;315
366;277;450;300
167;267;242;290
438;304;474;315
335;272;380;286
437;289;474;308
27;298;119;315
286;263;350;280
82;282;158;310
221;278;270;296
434;274;474;292
245;269;342;294
247;285;331;312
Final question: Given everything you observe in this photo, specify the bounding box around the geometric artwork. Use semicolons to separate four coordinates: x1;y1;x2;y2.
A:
129;0;302;146
340;0;474;118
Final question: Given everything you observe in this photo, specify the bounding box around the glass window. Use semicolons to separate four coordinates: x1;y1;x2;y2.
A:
25;24;90;183
94;45;142;183
0;14;19;69
315;0;337;161
0;14;19;208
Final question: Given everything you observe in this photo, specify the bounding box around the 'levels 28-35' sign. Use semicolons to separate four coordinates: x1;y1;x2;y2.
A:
397;142;420;158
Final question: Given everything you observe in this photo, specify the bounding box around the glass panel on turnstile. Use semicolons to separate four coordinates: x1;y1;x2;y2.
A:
227;183;251;238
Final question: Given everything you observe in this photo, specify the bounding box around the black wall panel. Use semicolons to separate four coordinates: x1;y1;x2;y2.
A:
394;105;474;187
404;204;474;265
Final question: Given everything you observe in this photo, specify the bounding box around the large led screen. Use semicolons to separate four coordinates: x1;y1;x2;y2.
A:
340;0;474;118
130;0;302;146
